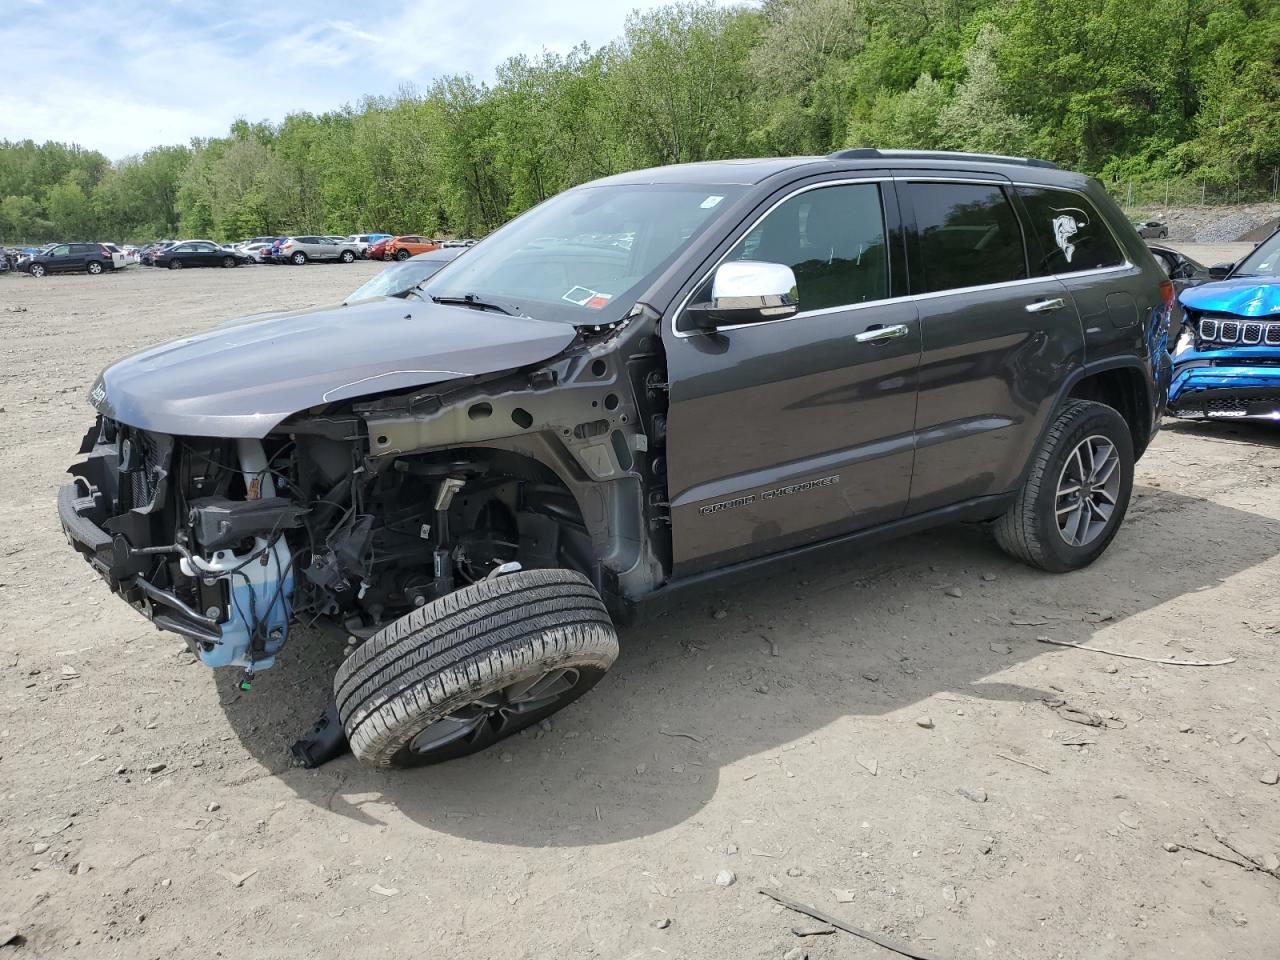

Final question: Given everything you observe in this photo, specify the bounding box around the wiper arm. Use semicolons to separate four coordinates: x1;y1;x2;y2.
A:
430;293;513;315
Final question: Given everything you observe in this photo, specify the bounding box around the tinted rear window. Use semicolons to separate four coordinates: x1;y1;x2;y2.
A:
908;183;1027;293
1016;186;1125;275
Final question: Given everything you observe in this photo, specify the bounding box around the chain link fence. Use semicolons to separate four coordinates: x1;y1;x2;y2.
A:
1109;170;1280;211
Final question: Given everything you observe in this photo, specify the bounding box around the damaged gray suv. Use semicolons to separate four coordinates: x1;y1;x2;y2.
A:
59;149;1173;768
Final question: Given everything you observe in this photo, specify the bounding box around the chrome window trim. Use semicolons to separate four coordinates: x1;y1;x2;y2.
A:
670;175;1138;340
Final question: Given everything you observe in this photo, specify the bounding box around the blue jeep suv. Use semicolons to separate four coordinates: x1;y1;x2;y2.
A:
1169;227;1280;422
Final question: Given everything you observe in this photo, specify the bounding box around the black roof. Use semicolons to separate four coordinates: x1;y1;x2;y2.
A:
595;149;1085;189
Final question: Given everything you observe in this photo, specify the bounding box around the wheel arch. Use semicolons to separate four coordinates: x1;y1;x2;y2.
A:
1064;361;1155;457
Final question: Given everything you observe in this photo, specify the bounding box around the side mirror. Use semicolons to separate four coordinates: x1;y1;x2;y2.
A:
686;261;799;331
1207;262;1234;280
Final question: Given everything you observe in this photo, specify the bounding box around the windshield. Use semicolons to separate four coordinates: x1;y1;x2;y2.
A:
420;183;745;323
345;256;457;303
1234;232;1280;278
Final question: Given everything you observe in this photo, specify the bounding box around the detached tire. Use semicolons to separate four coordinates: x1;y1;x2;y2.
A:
993;399;1134;572
335;569;618;768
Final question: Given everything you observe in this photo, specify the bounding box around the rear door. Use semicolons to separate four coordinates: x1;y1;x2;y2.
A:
663;177;921;575
67;243;93;271
1014;185;1145;362
900;177;1084;514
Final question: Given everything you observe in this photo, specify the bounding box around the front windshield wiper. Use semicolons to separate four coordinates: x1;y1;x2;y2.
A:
430;293;514;315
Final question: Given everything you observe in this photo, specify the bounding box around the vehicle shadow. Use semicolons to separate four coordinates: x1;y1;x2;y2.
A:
214;484;1280;842
1160;417;1280;448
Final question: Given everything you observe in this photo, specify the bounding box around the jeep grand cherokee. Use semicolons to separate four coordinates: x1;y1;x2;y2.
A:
59;149;1173;768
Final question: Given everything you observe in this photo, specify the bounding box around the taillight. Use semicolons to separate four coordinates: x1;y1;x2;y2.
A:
100;246;112;258
1160;279;1175;316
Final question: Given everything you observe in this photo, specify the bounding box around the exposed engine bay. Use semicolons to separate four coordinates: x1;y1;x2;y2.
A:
59;314;671;682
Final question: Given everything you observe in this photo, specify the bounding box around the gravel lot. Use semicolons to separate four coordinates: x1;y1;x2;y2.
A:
1;258;1279;959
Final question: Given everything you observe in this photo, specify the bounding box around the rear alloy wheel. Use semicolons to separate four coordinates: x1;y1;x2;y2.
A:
222;255;236;268
30;263;45;277
86;260;103;275
335;568;619;768
993;400;1134;572
168;259;183;269
340;250;355;263
395;248;410;260
291;251;307;265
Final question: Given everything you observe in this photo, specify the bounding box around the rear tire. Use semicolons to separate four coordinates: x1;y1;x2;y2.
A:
993;400;1134;572
335;569;618;768
340;250;355;263
86;260;103;274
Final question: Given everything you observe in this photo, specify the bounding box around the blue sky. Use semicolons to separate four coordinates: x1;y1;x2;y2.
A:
2;0;736;160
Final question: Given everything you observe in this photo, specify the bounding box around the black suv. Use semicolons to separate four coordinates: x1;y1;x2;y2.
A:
58;150;1172;768
19;242;119;276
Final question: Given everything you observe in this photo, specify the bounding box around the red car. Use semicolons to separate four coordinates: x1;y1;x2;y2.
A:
366;237;392;261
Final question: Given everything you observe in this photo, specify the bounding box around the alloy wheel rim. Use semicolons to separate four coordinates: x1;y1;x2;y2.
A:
408;667;581;754
1055;434;1121;547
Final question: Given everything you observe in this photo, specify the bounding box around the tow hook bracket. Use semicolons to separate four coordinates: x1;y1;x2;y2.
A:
290;696;351;768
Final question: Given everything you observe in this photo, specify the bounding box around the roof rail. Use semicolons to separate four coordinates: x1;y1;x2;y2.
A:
827;147;1060;170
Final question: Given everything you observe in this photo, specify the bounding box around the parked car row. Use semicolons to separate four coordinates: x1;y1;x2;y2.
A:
9;233;479;276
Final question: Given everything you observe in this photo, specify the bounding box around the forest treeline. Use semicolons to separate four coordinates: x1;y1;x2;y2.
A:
2;0;1277;242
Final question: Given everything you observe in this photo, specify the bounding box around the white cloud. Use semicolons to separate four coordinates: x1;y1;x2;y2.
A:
0;1;740;160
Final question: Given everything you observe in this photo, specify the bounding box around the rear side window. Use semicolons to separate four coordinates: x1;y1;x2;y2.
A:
1016;186;1125;275
71;243;95;254
724;182;889;312
907;182;1027;293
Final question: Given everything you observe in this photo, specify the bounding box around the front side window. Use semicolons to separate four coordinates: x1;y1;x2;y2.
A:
713;182;889;314
1017;186;1125;275
908;182;1027;293
50;244;70;256
422;182;747;324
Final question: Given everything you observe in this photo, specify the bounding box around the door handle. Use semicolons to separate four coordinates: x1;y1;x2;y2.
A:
1025;298;1066;314
854;323;910;343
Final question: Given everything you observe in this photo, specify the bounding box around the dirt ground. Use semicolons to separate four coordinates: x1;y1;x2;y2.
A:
1;258;1278;960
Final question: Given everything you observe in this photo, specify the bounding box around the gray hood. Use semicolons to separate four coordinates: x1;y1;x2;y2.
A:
89;297;577;438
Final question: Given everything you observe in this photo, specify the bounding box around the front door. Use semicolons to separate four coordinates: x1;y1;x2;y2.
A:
45;244;72;273
664;179;921;576
899;178;1085;514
